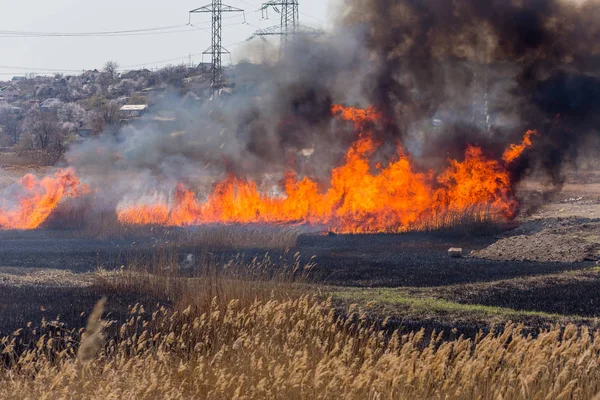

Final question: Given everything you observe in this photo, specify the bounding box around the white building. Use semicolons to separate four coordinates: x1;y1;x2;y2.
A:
118;104;148;120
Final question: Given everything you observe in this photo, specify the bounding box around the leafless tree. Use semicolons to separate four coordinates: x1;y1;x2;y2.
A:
157;65;191;88
104;61;120;81
90;100;121;135
57;102;89;134
96;73;112;96
23;110;65;151
0;105;22;145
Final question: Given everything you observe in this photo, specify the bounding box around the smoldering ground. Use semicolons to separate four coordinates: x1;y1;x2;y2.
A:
59;0;600;220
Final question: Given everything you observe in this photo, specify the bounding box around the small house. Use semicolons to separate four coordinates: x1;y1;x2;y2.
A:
118;104;148;120
0;86;21;102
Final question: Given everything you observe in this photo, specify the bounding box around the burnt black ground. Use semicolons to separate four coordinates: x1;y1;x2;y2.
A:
0;228;597;338
0;230;140;271
0;285;163;337
0;230;591;287
296;233;593;287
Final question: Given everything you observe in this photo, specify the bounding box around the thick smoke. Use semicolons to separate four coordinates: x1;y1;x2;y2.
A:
338;0;600;181
64;0;600;221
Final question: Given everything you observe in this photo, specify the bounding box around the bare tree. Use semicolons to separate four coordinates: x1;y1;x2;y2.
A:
0;105;22;145
57;102;89;134
90;100;121;135
96;73;111;96
157;65;190;88
1;115;21;145
23;110;65;151
104;61;120;80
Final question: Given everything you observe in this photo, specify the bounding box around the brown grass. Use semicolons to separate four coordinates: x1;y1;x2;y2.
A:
0;244;598;399
2;291;600;399
95;248;316;308
77;297;106;364
0;150;60;167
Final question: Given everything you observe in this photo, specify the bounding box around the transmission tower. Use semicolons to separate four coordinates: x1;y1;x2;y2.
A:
261;0;299;40
250;0;321;45
189;1;244;92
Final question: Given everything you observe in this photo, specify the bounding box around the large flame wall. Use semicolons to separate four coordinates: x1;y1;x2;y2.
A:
116;105;535;233
0;105;535;232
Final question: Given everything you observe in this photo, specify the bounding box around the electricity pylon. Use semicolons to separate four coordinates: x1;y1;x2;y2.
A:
250;0;322;47
189;1;244;92
260;0;299;41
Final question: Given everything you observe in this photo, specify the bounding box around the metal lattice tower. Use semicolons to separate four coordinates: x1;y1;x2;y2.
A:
252;1;308;43
263;0;299;40
250;1;323;51
189;1;244;92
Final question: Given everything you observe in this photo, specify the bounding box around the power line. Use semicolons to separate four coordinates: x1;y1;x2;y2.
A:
0;28;203;38
0;24;189;37
0;21;252;39
188;21;248;45
299;11;326;24
0;4;270;78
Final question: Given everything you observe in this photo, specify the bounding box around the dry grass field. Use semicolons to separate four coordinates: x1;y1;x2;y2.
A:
0;255;600;400
3;284;600;399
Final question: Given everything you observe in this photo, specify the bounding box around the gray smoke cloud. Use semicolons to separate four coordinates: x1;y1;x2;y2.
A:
60;0;600;223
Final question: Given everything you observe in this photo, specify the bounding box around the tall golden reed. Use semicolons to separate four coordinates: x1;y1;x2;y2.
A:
1;295;600;399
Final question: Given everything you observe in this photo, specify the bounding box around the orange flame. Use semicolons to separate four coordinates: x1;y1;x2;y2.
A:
0;169;88;230
502;129;538;164
118;105;537;232
331;104;382;128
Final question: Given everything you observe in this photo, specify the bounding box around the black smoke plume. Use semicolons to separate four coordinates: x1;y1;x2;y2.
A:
337;0;600;183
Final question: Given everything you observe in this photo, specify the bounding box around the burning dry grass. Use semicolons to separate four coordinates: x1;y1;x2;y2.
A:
8;104;533;235
2;292;600;399
50;196;499;241
46;204;302;250
406;205;508;236
0;168;87;230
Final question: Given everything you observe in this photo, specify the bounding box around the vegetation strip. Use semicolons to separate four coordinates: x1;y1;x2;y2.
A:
330;288;590;322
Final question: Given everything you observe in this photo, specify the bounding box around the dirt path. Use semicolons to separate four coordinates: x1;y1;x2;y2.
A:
474;178;600;263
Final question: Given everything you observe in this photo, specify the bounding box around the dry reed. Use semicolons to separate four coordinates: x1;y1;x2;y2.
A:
77;297;106;364
2;292;600;399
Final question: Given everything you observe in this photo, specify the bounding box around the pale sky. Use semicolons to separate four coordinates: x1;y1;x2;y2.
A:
0;0;334;77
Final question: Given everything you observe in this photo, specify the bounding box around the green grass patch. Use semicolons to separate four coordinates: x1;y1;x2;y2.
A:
330;287;590;322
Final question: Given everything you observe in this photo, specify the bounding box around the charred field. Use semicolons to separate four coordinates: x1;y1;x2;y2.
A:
1;179;600;339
